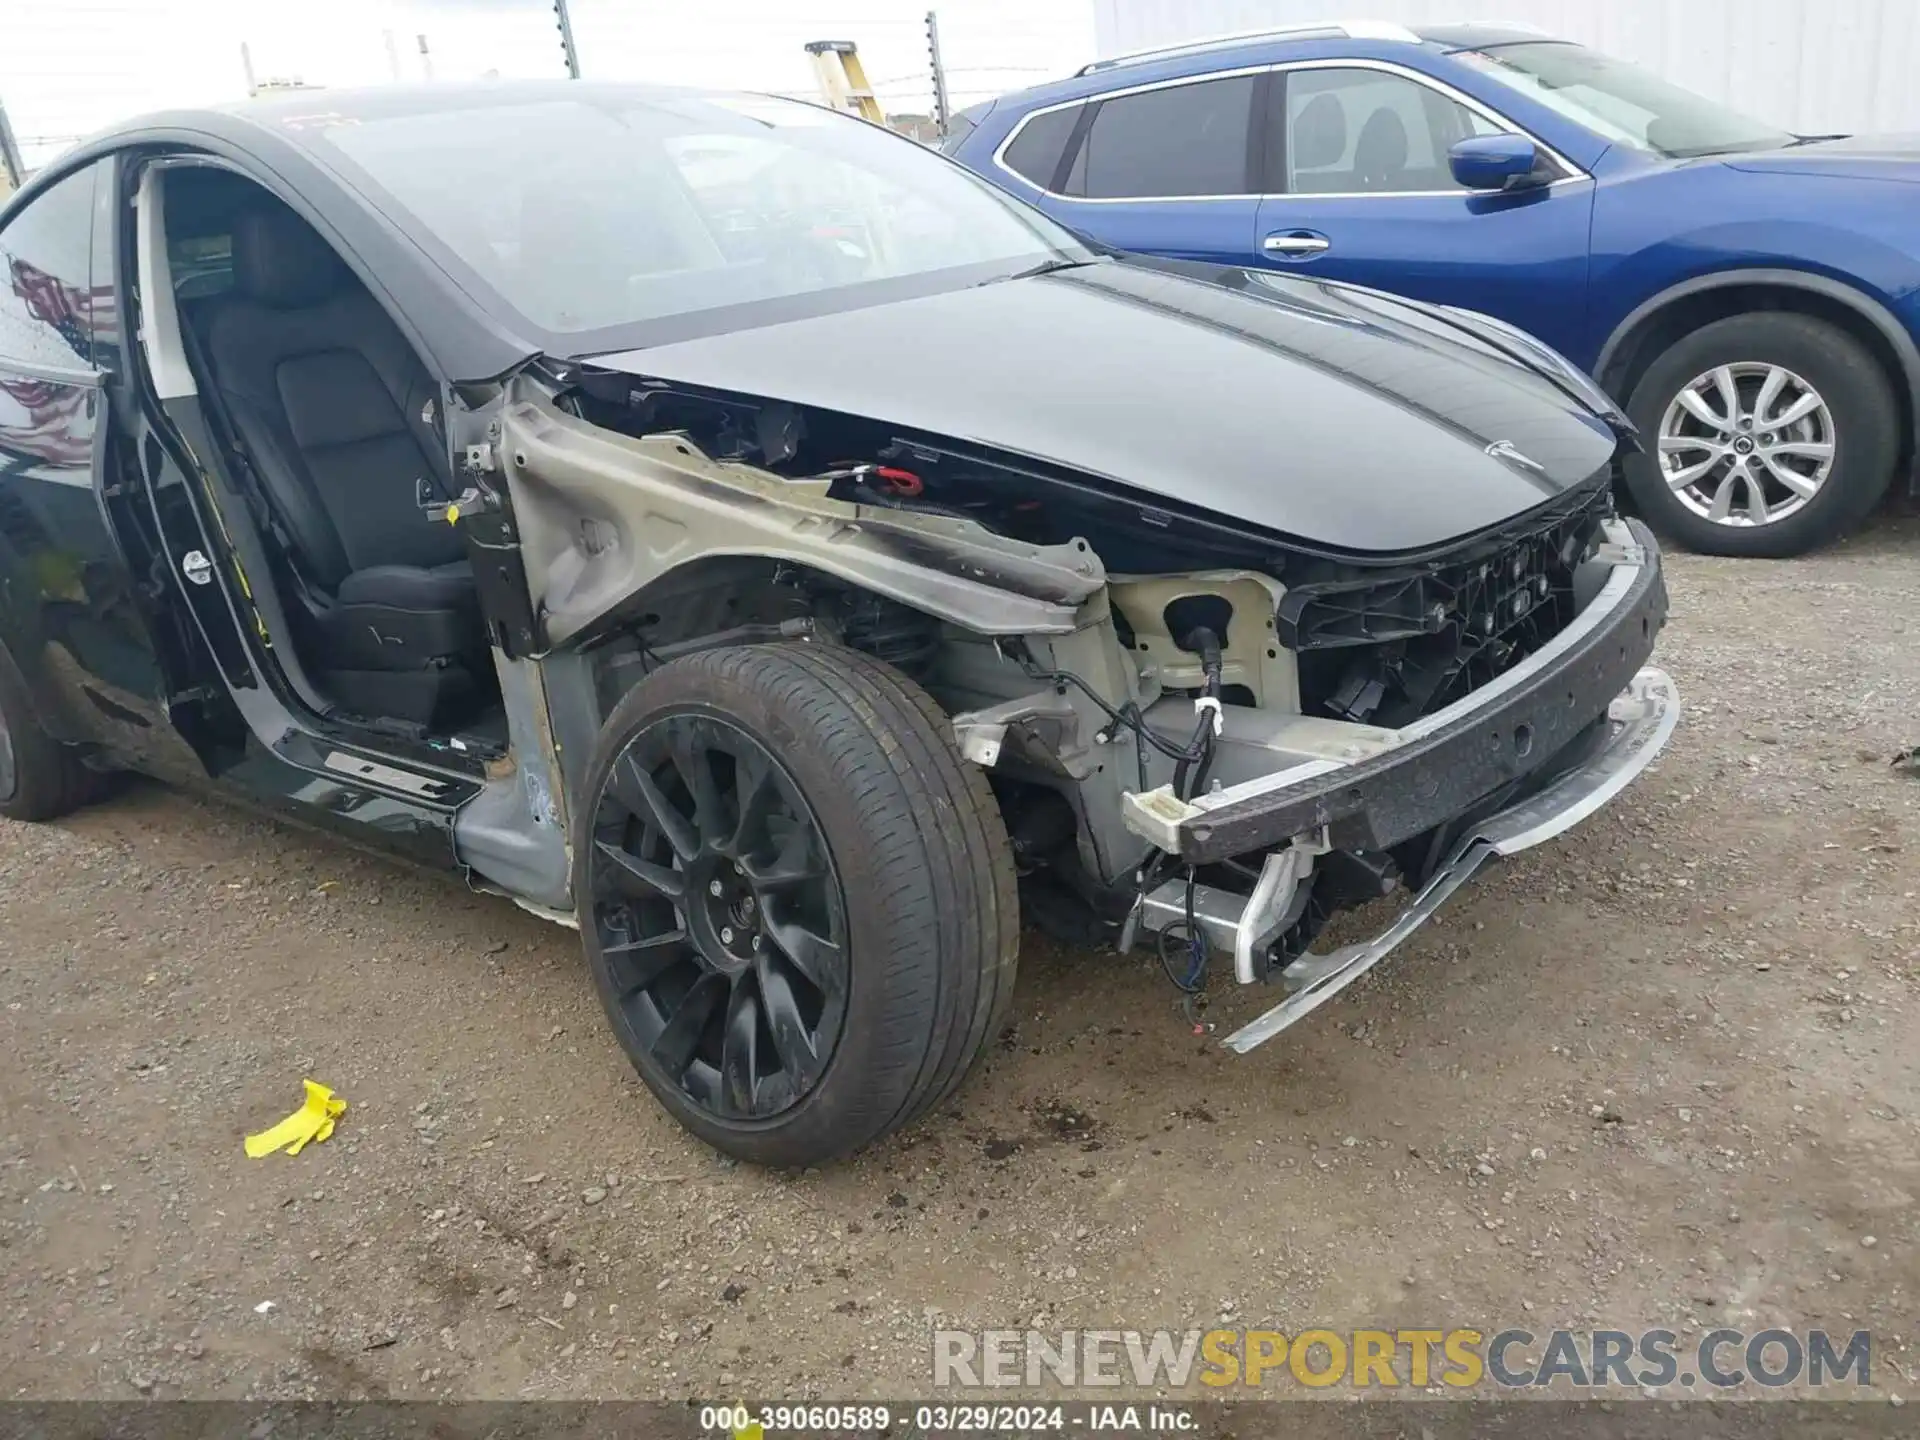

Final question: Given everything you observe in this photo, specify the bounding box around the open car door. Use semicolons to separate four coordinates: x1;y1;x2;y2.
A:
0;151;245;781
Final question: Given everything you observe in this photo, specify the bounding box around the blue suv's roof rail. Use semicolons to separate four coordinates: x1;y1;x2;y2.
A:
1076;18;1421;76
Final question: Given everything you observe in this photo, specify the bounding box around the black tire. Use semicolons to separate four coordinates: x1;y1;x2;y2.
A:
0;639;98;822
575;642;1018;1167
1621;312;1897;558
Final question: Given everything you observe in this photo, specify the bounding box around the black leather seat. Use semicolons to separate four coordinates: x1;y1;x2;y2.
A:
1353;109;1411;192
1291;93;1347;190
199;206;487;726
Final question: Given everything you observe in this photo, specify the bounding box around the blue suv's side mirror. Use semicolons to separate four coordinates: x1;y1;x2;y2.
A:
1449;134;1545;191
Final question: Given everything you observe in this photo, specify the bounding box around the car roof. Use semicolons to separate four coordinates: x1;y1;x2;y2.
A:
89;78;760;149
1074;18;1422;76
1415;24;1563;52
980;19;1569;117
6;80;761;383
1079;19;1559;76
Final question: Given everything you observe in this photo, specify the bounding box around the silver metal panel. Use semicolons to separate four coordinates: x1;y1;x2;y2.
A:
1136;878;1256;954
451;655;574;912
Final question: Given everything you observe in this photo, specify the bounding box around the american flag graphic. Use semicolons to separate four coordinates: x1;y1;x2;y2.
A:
0;255;115;470
9;253;116;361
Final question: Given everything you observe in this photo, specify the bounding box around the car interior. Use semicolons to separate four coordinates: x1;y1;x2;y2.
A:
146;164;505;746
1288;76;1498;192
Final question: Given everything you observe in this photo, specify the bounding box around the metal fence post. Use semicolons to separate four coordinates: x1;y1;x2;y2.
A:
926;10;951;138
0;98;24;191
554;0;581;78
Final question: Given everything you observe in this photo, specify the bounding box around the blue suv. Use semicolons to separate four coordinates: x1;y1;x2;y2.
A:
947;21;1920;557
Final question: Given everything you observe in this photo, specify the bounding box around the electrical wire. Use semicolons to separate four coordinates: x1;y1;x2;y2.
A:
1107;628;1224;1019
1169;708;1214;797
1004;643;1212;766
1001;638;1225;1013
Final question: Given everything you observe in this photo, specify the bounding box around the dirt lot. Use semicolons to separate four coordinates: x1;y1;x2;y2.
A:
2;520;1919;1405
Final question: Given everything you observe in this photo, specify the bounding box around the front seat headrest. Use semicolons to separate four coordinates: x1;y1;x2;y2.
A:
231;206;346;310
1293;93;1349;172
1353;109;1410;185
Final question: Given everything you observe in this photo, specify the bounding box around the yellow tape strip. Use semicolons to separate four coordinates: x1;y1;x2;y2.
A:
243;1079;347;1159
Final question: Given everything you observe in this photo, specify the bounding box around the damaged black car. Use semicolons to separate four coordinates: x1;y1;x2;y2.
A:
0;82;1676;1164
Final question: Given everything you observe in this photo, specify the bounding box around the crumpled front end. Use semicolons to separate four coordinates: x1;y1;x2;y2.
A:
491;355;1675;1058
1113;514;1676;1050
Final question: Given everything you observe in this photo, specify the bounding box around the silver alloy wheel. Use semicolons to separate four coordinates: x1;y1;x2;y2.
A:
1656;362;1835;527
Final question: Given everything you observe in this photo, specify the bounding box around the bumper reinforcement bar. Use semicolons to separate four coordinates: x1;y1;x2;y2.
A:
1220;665;1678;1053
1123;519;1669;865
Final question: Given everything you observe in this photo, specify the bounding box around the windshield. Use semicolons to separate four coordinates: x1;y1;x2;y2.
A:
1454;42;1795;159
315;91;1085;345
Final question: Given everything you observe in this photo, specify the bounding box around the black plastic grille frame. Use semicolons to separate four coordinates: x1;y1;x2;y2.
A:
1283;477;1615;729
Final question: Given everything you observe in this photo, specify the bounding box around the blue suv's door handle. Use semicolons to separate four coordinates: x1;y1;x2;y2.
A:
1263;229;1330;258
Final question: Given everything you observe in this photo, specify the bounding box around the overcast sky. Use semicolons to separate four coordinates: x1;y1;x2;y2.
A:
1;0;1095;168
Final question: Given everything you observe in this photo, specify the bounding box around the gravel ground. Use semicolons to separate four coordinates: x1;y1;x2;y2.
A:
2;521;1918;1404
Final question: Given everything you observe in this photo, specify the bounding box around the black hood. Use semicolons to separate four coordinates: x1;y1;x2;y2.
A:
589;258;1619;555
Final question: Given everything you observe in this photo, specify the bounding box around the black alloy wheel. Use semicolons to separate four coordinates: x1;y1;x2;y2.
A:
0;636;101;822
588;713;849;1121
0;701;15;805
575;643;1019;1168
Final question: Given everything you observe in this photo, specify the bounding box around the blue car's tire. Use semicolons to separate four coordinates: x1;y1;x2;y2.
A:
1622;312;1896;558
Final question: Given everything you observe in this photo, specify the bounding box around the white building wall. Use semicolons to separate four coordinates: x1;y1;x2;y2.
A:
1091;0;1920;136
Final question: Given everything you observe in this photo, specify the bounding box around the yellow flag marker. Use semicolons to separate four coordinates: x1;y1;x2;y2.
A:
733;1419;764;1440
244;1080;348;1159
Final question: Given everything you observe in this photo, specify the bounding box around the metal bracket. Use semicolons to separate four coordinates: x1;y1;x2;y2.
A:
1126;830;1326;984
1233;838;1321;984
950;689;1088;775
424;486;486;526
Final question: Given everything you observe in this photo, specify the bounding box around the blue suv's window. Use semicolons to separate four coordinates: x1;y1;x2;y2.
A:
1455;42;1790;158
1282;68;1498;194
1001;104;1083;189
1075;74;1255;198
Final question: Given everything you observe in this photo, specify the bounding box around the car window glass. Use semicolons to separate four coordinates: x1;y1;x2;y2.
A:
1455;43;1791;158
1078;74;1255;198
1001;104;1082;189
0;163;106;371
1285;68;1496;194
318;95;1082;338
658;127;993;288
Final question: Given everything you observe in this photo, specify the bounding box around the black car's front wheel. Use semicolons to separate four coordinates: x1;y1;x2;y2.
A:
0;639;100;823
1621;312;1897;557
575;642;1018;1167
